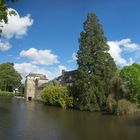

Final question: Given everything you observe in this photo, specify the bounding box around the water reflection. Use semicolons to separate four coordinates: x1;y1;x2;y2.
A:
0;97;140;140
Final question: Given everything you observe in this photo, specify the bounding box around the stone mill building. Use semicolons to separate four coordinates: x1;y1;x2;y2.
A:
25;73;48;101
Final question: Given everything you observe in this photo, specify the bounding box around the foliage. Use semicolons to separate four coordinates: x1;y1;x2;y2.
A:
106;94;117;113
41;86;73;109
0;0;17;33
109;71;129;100
47;79;60;86
18;83;25;94
116;99;138;115
72;13;117;111
120;64;140;106
0;91;14;97
0;62;22;92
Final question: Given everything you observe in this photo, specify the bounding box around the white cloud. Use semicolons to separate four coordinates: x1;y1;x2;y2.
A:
14;63;52;81
108;38;140;66
108;41;127;66
14;63;69;82
67;52;77;63
126;58;135;66
0;40;11;51
117;38;139;49
58;65;68;75
50;65;69;79
72;52;77;61
0;8;33;39
20;48;59;66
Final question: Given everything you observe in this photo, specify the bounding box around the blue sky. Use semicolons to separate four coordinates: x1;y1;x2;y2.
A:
1;0;140;80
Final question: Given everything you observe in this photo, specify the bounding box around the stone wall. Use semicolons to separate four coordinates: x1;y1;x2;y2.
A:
25;73;48;101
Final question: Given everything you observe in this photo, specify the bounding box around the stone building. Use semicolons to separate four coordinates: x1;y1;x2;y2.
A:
56;70;77;86
25;73;48;101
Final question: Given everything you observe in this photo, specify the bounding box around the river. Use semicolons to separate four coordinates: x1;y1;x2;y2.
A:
0;97;140;140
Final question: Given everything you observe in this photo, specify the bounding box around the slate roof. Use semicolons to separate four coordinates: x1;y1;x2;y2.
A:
56;70;77;86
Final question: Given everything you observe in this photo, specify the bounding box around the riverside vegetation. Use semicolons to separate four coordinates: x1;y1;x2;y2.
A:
41;13;140;115
0;91;14;97
41;86;73;109
1;13;140;115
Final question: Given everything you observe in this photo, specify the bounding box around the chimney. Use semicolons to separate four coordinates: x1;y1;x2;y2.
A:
62;69;65;76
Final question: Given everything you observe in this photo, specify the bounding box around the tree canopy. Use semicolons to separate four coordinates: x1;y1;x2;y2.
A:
120;63;140;106
0;62;22;92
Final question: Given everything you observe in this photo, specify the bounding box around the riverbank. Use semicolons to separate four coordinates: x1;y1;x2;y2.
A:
0;92;14;97
0;92;25;98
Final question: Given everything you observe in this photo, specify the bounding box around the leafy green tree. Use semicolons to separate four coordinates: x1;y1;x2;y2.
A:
72;13;117;111
109;70;128;100
0;62;22;92
132;63;140;70
106;94;117;113
0;0;17;32
120;64;140;106
41;86;73;109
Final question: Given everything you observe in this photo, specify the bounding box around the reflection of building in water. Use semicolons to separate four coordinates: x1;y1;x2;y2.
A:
25;73;48;101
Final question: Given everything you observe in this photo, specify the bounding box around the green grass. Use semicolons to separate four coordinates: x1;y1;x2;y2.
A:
0;91;14;97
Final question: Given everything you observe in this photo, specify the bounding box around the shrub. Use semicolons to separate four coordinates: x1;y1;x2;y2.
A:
116;99;138;115
41;86;73;109
106;94;117;113
0;91;14;97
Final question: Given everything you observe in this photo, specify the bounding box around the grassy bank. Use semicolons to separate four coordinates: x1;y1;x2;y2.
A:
0;91;14;97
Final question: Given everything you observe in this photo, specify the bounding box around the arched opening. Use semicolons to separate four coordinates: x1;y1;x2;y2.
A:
28;97;32;101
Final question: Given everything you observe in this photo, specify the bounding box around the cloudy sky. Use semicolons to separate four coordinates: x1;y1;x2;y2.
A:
1;0;140;81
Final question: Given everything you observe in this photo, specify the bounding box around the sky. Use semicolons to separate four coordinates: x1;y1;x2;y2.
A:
1;0;140;81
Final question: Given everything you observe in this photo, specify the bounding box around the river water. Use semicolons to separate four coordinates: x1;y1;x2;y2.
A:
0;97;140;140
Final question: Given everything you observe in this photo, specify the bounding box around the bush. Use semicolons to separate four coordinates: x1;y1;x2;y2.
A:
0;91;14;97
41;86;73;109
116;99;138;115
106;94;117;113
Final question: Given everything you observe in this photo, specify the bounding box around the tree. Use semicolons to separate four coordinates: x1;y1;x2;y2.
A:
72;13;117;111
0;0;17;32
109;69;128;100
0;62;22;92
120;64;140;106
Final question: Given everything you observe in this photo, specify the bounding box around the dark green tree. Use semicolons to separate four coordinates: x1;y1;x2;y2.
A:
72;13;117;111
0;62;22;92
109;68;128;100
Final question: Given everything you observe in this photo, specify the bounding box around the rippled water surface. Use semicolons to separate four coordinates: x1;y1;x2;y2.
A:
0;97;140;140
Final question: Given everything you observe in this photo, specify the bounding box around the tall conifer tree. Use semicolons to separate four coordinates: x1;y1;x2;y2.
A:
73;13;117;111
